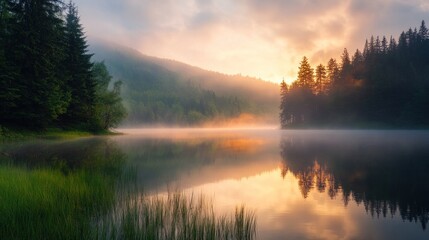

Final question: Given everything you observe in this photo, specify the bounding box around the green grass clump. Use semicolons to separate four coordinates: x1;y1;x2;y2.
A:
0;126;121;142
41;129;93;140
96;191;257;240
0;166;114;240
0;165;256;240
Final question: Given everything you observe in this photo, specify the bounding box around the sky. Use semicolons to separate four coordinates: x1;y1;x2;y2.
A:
74;0;429;83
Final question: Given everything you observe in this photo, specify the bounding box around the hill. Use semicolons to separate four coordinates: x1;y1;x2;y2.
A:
89;41;279;126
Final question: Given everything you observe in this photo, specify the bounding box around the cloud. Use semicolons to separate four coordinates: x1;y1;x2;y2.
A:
73;0;429;83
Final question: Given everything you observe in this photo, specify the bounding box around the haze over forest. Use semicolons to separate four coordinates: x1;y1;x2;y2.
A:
1;0;429;129
2;1;429;239
90;41;279;126
74;0;429;83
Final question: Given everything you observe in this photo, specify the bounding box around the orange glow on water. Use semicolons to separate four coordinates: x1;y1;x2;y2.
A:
173;168;360;240
216;138;264;153
113;129;429;239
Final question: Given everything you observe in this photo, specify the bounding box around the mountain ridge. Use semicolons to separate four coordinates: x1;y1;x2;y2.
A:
89;40;279;126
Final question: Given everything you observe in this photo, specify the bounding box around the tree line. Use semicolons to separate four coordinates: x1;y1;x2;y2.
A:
0;0;126;131
125;79;244;125
280;21;429;128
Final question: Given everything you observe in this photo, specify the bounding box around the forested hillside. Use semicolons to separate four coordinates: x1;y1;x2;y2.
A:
280;21;429;128
90;42;279;125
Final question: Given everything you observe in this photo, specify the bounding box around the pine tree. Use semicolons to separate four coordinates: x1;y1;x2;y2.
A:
406;28;415;46
369;36;375;54
389;36;397;51
351;49;365;80
363;39;369;59
279;79;289;128
419;20;428;40
352;49;364;65
381;36;388;53
8;0;70;128
296;56;314;89
61;1;95;129
338;48;353;87
375;36;381;53
326;58;339;85
315;64;327;94
341;48;351;69
398;32;407;50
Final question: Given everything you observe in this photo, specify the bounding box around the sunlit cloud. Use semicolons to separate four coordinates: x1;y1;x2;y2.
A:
74;0;429;83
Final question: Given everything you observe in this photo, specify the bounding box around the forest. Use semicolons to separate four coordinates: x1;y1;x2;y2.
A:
280;21;429;128
92;44;243;124
0;0;126;131
90;42;279;126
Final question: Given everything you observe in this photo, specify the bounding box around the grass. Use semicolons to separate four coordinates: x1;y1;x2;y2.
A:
0;165;257;240
96;191;257;240
0;126;121;142
0;166;115;240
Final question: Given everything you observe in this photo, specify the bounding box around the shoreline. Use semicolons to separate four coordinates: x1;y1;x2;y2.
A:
0;127;122;142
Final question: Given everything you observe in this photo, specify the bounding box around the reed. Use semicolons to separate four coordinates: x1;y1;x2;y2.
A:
0;165;257;240
95;191;257;240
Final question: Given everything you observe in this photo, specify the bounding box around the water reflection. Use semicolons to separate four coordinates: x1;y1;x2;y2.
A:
2;129;429;239
0;138;125;175
113;131;279;191
279;130;429;230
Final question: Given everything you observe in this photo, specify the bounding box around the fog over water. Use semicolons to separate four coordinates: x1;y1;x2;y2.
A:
3;128;429;239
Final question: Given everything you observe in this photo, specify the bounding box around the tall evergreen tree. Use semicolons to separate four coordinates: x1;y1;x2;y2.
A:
419;20;428;39
381;36;388;53
406;28;416;46
296;56;314;89
315;64;327;94
61;1;95;128
375;36;381;53
341;48;351;69
279;79;289;128
338;48;353;86
398;32;407;51
326;58;339;86
7;0;70;128
352;49;364;65
369;36;376;54
389;36;397;51
363;39;369;59
351;49;365;80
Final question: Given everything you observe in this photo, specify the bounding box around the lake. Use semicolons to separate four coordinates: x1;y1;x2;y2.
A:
2;128;429;239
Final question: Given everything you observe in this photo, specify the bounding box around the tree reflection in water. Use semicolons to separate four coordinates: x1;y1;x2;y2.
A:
279;131;429;230
0;138;126;175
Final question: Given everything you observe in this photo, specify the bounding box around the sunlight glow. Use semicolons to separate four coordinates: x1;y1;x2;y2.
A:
179;168;360;240
75;0;429;83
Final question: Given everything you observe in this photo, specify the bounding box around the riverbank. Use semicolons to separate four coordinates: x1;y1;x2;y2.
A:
0;126;121;142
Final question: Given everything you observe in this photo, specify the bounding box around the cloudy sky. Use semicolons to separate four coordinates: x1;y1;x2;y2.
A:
74;0;429;83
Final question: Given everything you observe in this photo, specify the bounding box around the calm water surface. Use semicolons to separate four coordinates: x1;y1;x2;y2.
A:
3;128;429;239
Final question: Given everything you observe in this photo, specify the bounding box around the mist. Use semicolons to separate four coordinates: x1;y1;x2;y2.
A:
90;40;280;128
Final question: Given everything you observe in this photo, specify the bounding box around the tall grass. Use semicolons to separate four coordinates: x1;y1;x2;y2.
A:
0;165;257;240
0;166;115;240
95;191;257;240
